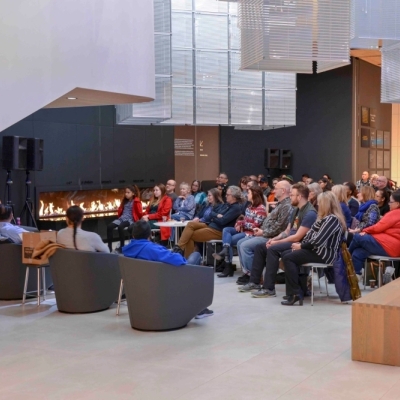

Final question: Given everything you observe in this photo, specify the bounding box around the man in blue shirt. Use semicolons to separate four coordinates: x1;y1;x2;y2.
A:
0;205;28;244
122;220;213;319
240;183;317;297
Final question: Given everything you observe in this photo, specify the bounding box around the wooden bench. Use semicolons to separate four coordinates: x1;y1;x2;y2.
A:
352;278;400;366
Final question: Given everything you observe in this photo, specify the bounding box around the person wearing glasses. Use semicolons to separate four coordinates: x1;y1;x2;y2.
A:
173;186;243;259
349;190;400;276
375;176;392;194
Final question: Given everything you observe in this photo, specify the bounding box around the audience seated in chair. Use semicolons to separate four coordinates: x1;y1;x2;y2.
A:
349;190;400;276
344;182;359;217
307;182;322;211
240;183;317;297
122;220;213;319
347;186;380;244
191;180;207;211
57;206;109;252
171;182;196;222
106;185;143;252
141;183;172;246
375;189;390;217
331;185;352;228
235;180;292;285
0;205;28;244
281;191;346;306
173;186;243;259
214;186;267;278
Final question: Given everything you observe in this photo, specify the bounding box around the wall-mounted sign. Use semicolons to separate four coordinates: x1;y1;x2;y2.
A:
361;106;370;126
361;128;370;148
370;129;376;148
174;138;194;157
370;108;376;128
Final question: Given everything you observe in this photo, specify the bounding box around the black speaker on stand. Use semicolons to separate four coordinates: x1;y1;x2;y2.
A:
19;138;44;228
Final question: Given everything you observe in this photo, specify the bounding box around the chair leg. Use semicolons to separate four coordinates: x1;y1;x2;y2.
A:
116;279;124;316
311;267;314;306
318;270;322;293
324;273;329;297
213;243;217;271
378;260;382;287
37;268;41;306
363;260;368;290
22;267;29;304
42;267;46;301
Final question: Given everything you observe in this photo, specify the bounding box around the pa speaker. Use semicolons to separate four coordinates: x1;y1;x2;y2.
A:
27;138;44;171
2;136;28;170
280;150;292;170
264;148;280;169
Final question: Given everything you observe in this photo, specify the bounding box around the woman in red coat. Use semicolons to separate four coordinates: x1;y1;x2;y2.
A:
142;183;172;246
107;185;143;252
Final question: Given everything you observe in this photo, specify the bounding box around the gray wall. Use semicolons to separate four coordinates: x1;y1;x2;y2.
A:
220;64;353;185
0;106;174;221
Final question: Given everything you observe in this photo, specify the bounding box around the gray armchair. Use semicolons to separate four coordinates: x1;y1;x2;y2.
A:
49;248;121;313
118;257;214;331
0;243;52;300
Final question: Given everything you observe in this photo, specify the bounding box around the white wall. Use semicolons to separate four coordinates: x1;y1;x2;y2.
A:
0;0;155;132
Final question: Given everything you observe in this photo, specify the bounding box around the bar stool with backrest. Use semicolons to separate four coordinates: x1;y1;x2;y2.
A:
363;255;400;289
302;263;332;306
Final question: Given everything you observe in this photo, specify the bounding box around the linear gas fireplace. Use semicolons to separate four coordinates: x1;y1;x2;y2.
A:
36;188;151;221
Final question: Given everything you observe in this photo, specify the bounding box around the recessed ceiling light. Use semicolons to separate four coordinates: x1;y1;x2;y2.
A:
67;97;77;100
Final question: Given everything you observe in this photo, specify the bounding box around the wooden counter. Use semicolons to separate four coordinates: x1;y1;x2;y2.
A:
352;278;400;366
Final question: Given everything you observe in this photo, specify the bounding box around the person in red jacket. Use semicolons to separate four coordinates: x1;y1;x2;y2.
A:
107;185;143;252
349;189;400;275
142;183;172;246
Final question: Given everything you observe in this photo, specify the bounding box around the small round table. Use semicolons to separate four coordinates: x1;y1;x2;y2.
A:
154;220;189;243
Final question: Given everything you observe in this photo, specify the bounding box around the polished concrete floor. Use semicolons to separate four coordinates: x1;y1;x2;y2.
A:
1;263;400;400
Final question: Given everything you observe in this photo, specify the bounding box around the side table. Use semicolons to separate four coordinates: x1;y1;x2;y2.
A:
22;263;50;306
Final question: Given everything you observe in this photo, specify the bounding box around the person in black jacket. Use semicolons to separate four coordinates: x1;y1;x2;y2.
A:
173;186;244;258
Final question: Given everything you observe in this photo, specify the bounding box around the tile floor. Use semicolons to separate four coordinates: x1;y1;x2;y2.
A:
1;261;400;400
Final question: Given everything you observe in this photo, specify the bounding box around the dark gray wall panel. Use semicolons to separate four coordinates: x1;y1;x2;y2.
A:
220;64;353;185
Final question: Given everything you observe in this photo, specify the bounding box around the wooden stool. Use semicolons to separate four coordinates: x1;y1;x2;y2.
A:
22;264;49;306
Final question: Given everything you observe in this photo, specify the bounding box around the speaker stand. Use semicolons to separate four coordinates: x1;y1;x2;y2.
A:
20;170;38;230
4;170;16;223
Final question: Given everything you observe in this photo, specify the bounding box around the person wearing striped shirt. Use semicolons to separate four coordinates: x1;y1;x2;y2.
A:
281;191;346;306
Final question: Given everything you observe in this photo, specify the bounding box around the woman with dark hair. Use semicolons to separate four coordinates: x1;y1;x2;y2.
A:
191;180;206;208
281;192;346;306
0;205;27;244
142;183;173;245
57;206;109;252
239;176;251;197
192;188;224;224
214;186;267;277
318;177;332;192
106;185;143;251
322;174;333;183
349;190;400;276
344;182;359;217
375;189;390;217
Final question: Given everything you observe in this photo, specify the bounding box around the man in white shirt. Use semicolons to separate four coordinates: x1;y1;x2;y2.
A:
0;205;27;244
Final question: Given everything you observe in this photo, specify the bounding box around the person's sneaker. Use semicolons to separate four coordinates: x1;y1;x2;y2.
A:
236;274;250;285
238;282;261;292
251;289;276;298
195;308;214;319
172;245;184;255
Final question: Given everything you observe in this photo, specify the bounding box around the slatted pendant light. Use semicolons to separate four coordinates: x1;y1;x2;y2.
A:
381;41;400;103
236;0;350;73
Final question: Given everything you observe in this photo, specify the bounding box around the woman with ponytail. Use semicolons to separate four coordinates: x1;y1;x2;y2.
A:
57;206;109;252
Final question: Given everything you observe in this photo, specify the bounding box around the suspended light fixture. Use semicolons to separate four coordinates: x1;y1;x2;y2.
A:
231;0;351;73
